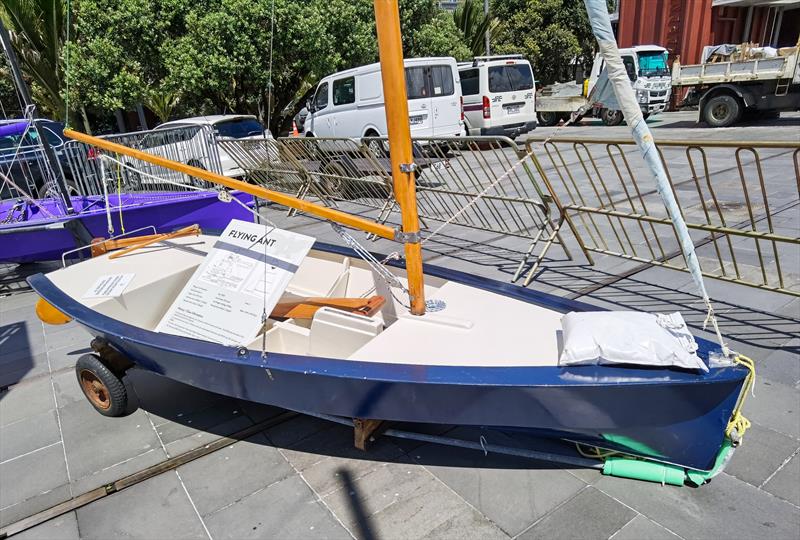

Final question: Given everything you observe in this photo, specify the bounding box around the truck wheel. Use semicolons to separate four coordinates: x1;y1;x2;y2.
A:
703;94;741;128
642;113;651;121
536;111;560;127
76;354;128;417
600;109;624;126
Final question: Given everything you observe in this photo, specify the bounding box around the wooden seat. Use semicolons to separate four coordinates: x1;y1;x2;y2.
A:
271;296;385;320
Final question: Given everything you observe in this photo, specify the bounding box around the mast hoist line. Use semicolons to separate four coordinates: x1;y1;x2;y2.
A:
63;129;397;241
583;0;729;357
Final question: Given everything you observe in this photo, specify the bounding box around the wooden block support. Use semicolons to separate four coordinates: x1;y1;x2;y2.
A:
353;418;385;451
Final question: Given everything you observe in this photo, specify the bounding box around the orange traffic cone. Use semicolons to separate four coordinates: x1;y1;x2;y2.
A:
291;120;299;137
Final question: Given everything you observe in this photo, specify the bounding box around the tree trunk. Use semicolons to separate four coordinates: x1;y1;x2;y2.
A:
80;105;92;134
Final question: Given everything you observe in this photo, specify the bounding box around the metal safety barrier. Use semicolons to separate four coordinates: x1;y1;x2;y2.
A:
221;135;568;284
526;137;800;296
59;125;223;196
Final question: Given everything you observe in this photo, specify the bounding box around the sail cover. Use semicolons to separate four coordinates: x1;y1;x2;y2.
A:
582;0;727;354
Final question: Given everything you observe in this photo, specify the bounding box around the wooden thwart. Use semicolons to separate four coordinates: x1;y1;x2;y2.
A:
106;225;201;259
272;296;386;320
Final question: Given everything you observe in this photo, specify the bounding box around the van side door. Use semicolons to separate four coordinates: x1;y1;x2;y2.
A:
405;66;434;137
429;64;461;137
331;76;357;137
309;82;332;136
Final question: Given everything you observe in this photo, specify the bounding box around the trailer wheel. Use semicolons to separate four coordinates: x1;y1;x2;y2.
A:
536;111;560;127
76;354;128;417
703;94;741;128
600;109;624;126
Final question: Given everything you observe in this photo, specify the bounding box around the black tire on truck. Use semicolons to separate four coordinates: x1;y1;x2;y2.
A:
702;94;742;128
537;111;561;127
600;108;624;126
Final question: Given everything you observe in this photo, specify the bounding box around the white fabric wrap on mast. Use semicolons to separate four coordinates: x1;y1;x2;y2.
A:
582;0;728;355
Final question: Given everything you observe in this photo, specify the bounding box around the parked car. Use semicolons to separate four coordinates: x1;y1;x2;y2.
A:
458;55;537;138
304;57;466;140
148;115;272;178
0;119;76;199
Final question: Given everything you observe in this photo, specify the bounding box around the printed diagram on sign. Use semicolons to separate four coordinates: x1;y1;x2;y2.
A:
198;251;256;292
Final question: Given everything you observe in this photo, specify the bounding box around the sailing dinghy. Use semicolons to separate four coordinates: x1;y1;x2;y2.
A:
28;0;754;484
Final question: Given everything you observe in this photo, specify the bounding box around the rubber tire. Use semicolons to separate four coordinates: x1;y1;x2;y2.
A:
75;354;128;417
537;111;560;127
186;160;207;187
642;112;651;121
703;94;741;128
600;108;624;126
37;178;78;199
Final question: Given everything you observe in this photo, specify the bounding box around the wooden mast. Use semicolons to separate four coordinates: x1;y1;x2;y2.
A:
373;0;426;315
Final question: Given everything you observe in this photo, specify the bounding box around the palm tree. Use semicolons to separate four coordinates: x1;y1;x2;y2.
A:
0;0;68;119
146;86;181;125
453;0;499;57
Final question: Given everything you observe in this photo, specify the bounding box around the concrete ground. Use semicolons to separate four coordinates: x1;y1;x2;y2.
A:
1;111;798;539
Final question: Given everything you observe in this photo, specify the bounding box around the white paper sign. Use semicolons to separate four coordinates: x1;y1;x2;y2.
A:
155;219;315;346
84;273;135;298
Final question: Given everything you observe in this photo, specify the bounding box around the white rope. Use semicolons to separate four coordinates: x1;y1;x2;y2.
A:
420;113;583;247
261;0;277;358
99;156;113;235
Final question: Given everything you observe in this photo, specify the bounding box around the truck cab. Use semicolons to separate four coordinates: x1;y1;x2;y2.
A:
588;45;672;124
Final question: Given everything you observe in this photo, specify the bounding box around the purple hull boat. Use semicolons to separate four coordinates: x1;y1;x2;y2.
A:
0;191;255;263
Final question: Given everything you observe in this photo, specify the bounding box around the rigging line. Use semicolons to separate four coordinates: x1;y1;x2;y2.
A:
97;153;275;226
261;0;276;358
420;113;582;247
64;0;71;127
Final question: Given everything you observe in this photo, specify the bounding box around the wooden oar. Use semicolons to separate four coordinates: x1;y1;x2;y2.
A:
271;296;385;320
108;225;201;260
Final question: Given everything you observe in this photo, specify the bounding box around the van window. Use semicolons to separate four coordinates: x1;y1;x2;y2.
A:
215;118;265;138
460;69;480;95
405;67;427;100
430;66;454;96
333;77;356;106
622;56;637;81
488;64;534;93
314;82;329;110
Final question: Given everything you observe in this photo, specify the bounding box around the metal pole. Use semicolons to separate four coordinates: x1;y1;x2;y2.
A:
0;19;73;212
484;0;491;56
373;0;426;315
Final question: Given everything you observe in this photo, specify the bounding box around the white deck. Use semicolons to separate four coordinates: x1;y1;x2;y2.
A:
45;235;562;368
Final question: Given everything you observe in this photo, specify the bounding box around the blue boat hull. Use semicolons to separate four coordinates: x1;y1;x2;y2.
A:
28;243;748;471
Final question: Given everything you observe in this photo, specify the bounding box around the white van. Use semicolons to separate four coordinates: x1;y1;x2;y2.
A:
304;57;465;139
458;55;537;138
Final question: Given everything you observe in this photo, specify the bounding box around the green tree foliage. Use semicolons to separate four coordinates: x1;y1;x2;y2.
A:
6;0;470;132
0;0;69;118
491;0;596;85
453;0;499;57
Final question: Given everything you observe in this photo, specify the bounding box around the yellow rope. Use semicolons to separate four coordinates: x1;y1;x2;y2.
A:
575;443;619;459
116;160;126;234
725;354;755;442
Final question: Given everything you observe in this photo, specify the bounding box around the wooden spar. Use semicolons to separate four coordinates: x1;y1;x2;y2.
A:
373;0;426;315
63;129;397;241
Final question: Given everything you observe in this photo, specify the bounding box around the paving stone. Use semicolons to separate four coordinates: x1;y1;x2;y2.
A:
0;292;38;312
755;341;800;385
0;443;68;515
203;474;350;540
518;487;635;540
0;377;55;427
265;413;333;449
236;399;286;423
59;399;161;480
0;351;49;388
154;399;247;445
423;506;509;539
611;515;680;540
47;347;83;374
44;324;91;354
0;408;60;463
725;424;799;487
163;414;254;457
51;370;85;409
594;471;799;539
743;378;799;438
762;452;800;507
0;320;46;364
14;511;80;540
127;369;227;423
0;484;71;529
71;447;167;495
280;422;404;479
179;433;294;516
411;437;587;536
76;472;208;540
